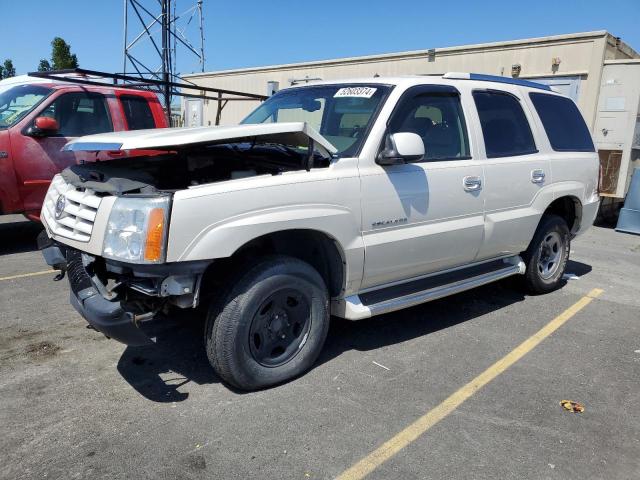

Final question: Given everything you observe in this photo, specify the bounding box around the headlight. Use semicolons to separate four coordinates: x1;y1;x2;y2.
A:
103;196;170;264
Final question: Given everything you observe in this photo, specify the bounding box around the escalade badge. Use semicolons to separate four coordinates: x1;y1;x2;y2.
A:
54;195;66;219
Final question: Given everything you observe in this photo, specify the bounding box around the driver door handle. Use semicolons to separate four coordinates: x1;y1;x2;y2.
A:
463;175;482;191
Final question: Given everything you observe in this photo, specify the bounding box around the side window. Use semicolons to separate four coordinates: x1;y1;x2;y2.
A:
473;91;537;158
41;92;113;137
529;93;595;152
120;95;156;130
388;92;470;160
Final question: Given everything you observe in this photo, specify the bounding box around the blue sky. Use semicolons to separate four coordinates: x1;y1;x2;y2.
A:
2;0;639;76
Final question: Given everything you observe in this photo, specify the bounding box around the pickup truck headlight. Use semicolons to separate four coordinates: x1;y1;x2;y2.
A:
103;196;170;264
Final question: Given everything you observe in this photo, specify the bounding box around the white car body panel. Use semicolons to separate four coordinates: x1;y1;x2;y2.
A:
476;86;553;258
168;158;365;295
359;159;485;288
478;154;554;258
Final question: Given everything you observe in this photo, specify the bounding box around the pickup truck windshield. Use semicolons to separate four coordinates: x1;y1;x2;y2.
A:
0;85;52;129
241;85;390;156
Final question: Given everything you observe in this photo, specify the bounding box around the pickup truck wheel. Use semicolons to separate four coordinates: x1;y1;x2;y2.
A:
205;255;329;391
522;214;570;294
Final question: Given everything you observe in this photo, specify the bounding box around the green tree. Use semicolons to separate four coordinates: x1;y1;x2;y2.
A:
37;59;51;72
1;59;16;79
50;37;79;70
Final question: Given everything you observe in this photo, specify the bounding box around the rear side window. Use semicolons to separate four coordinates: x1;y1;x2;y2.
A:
120;95;155;130
473;91;537;158
529;93;595;152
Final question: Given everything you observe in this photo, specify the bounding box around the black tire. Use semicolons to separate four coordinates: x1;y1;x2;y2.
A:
521;214;570;294
205;255;329;391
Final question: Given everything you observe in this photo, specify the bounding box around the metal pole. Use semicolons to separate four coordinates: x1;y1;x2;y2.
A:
215;92;222;125
198;0;205;72
122;0;128;77
161;0;171;122
172;0;177;76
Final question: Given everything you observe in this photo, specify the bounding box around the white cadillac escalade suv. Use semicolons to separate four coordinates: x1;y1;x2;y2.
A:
40;74;600;390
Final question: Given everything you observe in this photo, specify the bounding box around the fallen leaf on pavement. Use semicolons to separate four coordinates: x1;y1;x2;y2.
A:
560;400;585;413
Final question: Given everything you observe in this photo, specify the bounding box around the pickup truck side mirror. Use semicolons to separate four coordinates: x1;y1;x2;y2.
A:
377;132;425;165
27;116;60;137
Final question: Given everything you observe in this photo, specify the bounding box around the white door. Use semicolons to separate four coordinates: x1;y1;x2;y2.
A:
360;86;485;289
472;89;551;259
185;99;203;127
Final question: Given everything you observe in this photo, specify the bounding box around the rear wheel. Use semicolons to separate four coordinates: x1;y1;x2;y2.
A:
521;214;570;294
205;255;329;390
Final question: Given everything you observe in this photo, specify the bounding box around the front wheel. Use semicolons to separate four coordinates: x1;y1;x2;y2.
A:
521;214;571;294
205;255;329;391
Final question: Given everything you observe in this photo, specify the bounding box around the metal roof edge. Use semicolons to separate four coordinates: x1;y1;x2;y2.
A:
604;34;640;59
604;59;640;65
184;31;611;78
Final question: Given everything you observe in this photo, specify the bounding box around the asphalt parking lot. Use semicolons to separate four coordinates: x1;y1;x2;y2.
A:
1;214;639;480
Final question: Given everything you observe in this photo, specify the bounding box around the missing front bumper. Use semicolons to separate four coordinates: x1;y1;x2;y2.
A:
69;286;155;346
39;234;209;346
52;244;155;346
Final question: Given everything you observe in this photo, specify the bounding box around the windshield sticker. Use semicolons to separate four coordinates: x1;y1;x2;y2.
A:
334;87;377;99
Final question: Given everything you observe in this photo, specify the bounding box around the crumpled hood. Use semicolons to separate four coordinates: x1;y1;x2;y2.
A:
62;122;338;156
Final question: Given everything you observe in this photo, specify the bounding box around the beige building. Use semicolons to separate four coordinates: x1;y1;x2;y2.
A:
183;30;640;199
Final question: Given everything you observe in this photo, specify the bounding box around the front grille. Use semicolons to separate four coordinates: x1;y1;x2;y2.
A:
42;175;102;242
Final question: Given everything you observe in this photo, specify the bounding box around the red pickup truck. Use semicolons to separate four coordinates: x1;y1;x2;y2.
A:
0;81;167;220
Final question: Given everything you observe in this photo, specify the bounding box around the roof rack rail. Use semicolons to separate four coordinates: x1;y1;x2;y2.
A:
442;72;551;91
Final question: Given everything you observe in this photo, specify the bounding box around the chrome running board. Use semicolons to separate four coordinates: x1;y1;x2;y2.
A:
333;256;525;320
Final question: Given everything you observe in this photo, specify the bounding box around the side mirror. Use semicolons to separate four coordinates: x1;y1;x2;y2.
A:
377;132;425;165
27;116;59;137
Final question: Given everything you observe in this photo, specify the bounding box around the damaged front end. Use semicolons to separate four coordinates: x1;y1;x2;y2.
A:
39;122;337;345
39;231;209;346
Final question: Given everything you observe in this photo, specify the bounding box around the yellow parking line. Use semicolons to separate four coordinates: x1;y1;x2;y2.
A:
336;288;604;480
0;270;60;282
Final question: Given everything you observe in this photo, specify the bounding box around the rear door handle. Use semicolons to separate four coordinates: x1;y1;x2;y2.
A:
463;175;482;191
531;169;546;184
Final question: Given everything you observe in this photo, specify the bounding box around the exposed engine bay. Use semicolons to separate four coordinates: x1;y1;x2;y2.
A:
61;141;331;194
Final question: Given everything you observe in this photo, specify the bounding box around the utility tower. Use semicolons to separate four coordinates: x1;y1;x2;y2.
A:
30;0;264;127
123;0;205;119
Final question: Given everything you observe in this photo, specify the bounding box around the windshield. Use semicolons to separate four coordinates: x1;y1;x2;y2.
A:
0;85;52;129
241;84;390;156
